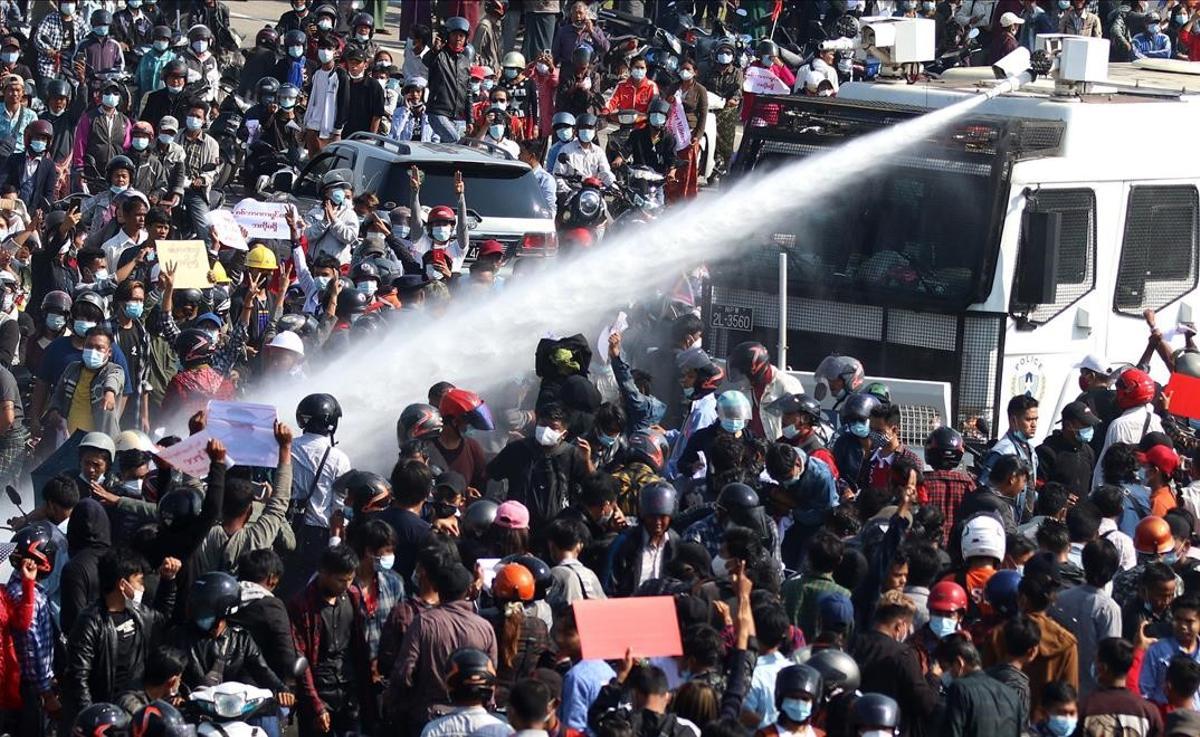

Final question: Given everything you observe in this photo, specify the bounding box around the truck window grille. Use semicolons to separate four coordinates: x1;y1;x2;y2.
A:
1115;185;1199;316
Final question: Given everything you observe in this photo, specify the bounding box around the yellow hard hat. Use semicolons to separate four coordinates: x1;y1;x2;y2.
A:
246;245;278;271
210;261;231;284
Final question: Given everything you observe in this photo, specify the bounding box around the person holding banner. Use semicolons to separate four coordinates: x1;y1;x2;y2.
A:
665;59;708;203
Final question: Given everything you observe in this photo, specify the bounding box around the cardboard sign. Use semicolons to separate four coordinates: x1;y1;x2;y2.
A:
743;65;791;95
207;210;249;251
1166;372;1200;421
206;401;279;468
233;198;293;241
668;90;692;152
574;596;683;661
155;430;214;479
155;240;211;290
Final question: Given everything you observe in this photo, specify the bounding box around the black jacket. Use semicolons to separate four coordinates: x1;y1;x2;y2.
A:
166;621;288;692
850;630;938;737
943;670;1024;737
1036;430;1096;498
606;527;680;598
627;127;682;177
588;683;696;737
0;151;59;212
62;600;168;728
426;46;472;121
486;437;589;528
229;591;299;684
60;498;112;634
139;88;193;128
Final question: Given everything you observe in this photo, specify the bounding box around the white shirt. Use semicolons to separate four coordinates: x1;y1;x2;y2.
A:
304;66;342;138
1093;404;1163;488
303;200;359;265
553;139;616;189
101;227;148;272
637;528;668;587
290;432;352;528
422;706;509;737
1099;517;1138;571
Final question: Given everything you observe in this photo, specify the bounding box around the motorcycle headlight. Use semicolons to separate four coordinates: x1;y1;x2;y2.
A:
578;189;602;219
214;693;248;718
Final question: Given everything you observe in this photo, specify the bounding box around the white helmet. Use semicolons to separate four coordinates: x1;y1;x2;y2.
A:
961;514;1006;562
114;430;155;453
268;330;305;357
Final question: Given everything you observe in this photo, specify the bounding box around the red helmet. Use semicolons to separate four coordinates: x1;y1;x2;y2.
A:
1116;368;1155;410
428;205;456;224
492;562;535;602
928;581;969;614
439;388;496;431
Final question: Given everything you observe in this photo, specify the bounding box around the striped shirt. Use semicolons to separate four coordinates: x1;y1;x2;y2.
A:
7;575;53;693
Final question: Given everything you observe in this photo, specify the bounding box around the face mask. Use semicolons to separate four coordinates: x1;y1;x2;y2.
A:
431;225;453;243
503;67;519;81
318;19;333;31
649;113;667;127
328;189;346;206
131;137;150;152
781;698;812;724
425;264;444;281
355;32;370;42
492;100;508;111
377;553;395;571
682;386;696;398
630;68;646;81
1058;0;1070;8
1;52;17;64
192;40;208;54
1164;551;1180;565
158;133;174;145
123;301;144;319
488;124;505;140
129;0;143;7
536;63;549;75
761;55;773;66
1148;24;1161;34
781;424;801;440
1077;425;1094;444
280;97;297;110
387;78;400;90
349;70;365;80
711;554;730;579
288;45;304;59
578;128;596;143
721;418;746;433
127;583;145;605
470;81;481;95
940;671;955;688
94;25;110;37
120;477;143;495
152;39;169;52
318;49;335;64
483;79;495;91
929;615;958;639
186;115;203;131
717;52;733;64
167;81;184;94
535;424;563;447
396;224;410;239
557;127;574;142
102;93;120;108
315;275;332;290
82;347;107;369
596;433;618;448
1047;717;1078;737
357;281;377;296
195;615;216;631
28;139;47;154
1136;467;1148;485
923;0;936;10
1176;14;1189;25
61;3;76;14
680;69;694;81
849;421;870;438
46;315;66;332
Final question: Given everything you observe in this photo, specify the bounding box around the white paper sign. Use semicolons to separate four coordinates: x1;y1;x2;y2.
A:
743;65;791;95
596;311;630;366
155;431;214;478
206;401;279;468
207;210;248;251
479;558;502;591
233;198;293;241
668;90;691;152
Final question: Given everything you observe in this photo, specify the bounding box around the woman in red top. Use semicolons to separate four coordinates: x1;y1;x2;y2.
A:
741;40;796;128
605;56;659;127
0;559;38;711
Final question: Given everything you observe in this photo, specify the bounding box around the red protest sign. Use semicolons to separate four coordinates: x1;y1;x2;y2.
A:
574;596;683;661
1166;372;1200;420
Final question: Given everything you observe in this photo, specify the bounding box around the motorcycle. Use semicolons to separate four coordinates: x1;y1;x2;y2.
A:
209;91;251;193
610;166;665;228
925;26;983;78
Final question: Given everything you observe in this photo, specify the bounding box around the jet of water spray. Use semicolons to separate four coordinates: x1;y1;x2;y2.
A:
256;90;998;469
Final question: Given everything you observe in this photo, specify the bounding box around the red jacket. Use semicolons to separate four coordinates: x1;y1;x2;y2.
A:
0;577;34;709
161;365;235;422
288;581;375;718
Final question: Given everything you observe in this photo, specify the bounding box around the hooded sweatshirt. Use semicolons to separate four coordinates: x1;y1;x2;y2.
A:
59;498;113;633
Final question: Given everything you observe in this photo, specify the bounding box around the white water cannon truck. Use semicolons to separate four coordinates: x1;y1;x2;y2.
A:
712;18;1200;445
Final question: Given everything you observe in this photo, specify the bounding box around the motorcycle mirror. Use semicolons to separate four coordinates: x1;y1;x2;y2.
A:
292;656;310;679
557;153;569;166
5;486;24;516
271;170;294;193
735;7;748;16
967;28;980;40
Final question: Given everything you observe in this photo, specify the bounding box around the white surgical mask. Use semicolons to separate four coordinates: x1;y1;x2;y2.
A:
127;583;145;605
192;40;208;54
534;424;563;447
556;127;574;142
716;52;733;64
630;68;646;81
431;224;453;243
357;280;377;296
679;69;694;81
131;137;150;151
288;45;304;59
102;93;120;108
425;264;444;281
82;347;107;369
376;553;395;570
158;133;174;144
318;48;335;64
318;19;333;31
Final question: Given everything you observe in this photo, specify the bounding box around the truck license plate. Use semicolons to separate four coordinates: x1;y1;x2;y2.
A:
710;305;754;332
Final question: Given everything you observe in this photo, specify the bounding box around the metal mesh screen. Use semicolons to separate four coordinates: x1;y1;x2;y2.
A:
887;310;958;351
1022;189;1096;323
760;141;990;176
1115;186;1200;315
899;404;944;447
1014;121;1065;158
960;315;1003;437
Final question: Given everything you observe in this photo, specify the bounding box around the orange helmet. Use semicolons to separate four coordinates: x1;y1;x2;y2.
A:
1134;515;1174;555
492;562;535;602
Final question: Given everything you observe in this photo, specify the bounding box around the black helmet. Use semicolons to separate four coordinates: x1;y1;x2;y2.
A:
106;155;135;179
627;431;669;473
639;480;677;517
925;426;964;470
10;524;58;574
398;403;443;443
297;393;342;435
728;341;771;384
446;647;496;699
839;392;881;424
444;16;470;35
336;288;369;318
90;9;113;27
255;26;279;48
256;76;281;101
175;288;204;307
157;487;203;531
47;78;72;101
188;25;213;42
164;59;188;79
73;703;131;737
351;11;374;29
41;290;73;315
503;554;552;599
570;44;593;69
756;39;779;58
774;664;822;709
853;693;900;730
806;648;861;699
717;482;759;511
131;700;191;737
334;470;392;512
283;29;307;47
352;262;380;282
767;393;823;422
276;314;306;335
648;96;671;117
189;571;240;629
174;328;215;365
462;499;498;537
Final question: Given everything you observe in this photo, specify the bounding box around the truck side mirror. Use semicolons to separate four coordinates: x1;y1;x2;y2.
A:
1014;209;1061;307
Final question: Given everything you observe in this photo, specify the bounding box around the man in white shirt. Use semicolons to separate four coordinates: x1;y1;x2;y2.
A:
552;112;615;194
1093;367;1163;489
100;191;148;272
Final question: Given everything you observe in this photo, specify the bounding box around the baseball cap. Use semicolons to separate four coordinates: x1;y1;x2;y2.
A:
470;65;486;80
1074;353;1112;375
494;500;530;529
818;592;854;630
477;239;505;258
344;46;366;62
435;470;466;496
1060;401;1100;427
158;115;180;133
1000;11;1025;27
1144;444;1180;477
